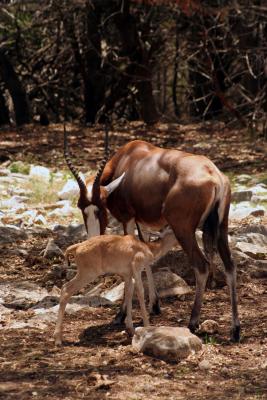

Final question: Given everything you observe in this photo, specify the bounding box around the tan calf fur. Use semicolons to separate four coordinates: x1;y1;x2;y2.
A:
54;229;176;346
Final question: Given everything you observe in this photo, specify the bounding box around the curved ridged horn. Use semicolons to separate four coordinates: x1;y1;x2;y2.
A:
64;124;87;196
92;123;110;203
92;151;110;203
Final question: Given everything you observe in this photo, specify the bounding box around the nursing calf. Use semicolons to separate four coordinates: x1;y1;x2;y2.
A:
54;229;176;346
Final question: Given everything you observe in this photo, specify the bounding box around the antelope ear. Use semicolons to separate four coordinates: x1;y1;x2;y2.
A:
104;172;125;196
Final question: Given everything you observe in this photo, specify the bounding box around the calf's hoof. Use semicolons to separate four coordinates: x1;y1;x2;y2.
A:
125;326;135;337
54;336;62;346
113;310;126;325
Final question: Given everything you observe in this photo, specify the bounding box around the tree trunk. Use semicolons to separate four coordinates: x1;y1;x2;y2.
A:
63;3;105;124
172;21;180;118
84;2;105;123
114;1;159;124
0;87;9;125
0;51;30;126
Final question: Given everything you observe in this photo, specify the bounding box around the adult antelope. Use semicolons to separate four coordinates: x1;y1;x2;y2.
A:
64;132;240;342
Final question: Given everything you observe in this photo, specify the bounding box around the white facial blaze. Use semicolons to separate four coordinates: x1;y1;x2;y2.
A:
84;205;100;238
87;184;93;201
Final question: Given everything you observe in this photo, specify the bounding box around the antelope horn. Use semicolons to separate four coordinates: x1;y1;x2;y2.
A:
92;122;111;202
92;150;110;203
63;124;87;196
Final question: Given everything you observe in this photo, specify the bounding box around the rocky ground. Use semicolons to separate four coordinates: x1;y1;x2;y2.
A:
0;123;266;399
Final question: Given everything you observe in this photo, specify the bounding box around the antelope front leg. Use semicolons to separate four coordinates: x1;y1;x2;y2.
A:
188;267;209;333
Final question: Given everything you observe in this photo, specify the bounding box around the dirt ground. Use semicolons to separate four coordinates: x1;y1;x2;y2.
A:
0;123;266;399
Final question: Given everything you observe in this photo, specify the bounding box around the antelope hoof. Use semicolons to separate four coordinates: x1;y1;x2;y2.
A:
113;310;127;325
230;324;241;343
151;298;161;315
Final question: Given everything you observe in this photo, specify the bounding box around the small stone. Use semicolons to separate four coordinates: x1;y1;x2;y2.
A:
132;326;202;362
235;174;252;184
66;224;87;241
235;242;266;260
250;209;264;217
35;215;47;225
50;264;64;278
8;248;29;257
66;269;76;280
199;359;211;371
151;269;191;299
41;239;64;259
239;224;267;236
47;202;76;217
0;168;10;176
58;179;81;200
199;320;219;335
232;190;253;203
221;367;229;376
49;285;61;296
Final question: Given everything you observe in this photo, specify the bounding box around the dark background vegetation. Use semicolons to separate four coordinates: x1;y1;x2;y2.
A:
0;0;266;137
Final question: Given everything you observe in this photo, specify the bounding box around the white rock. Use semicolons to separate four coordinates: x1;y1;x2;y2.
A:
0;281;48;304
251;194;267;204
58;177;85;200
251;184;267;194
47;202;76;217
230;202;265;220
1;195;28;210
21;209;38;221
58;179;78;200
235;242;266;260
199;359;211;371
29;165;50;183
132;326;202;362
0;168;10;176
233;233;267;248
34;214;47;225
235;174;252;184
101;282;125;302
101;269;191;304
